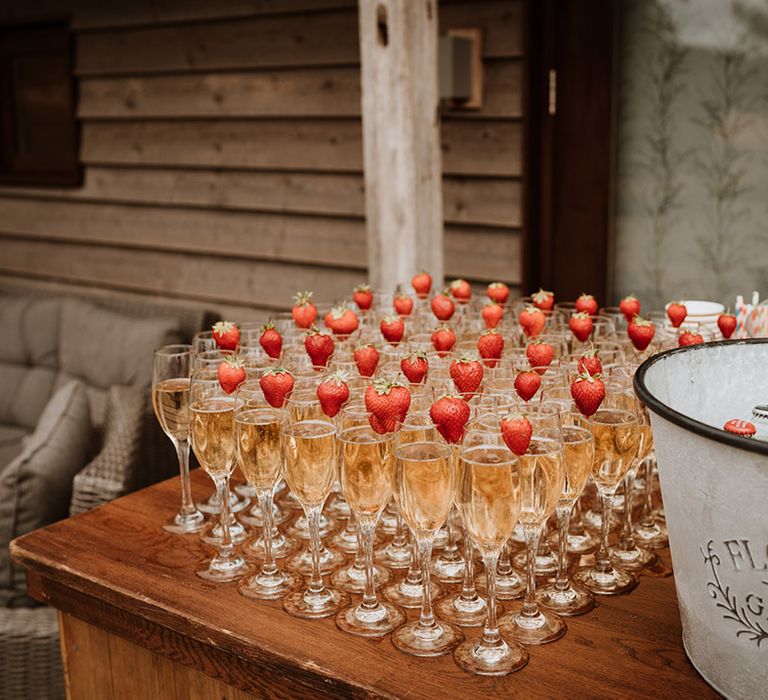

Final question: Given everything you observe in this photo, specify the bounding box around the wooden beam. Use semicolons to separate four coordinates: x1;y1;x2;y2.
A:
358;0;444;291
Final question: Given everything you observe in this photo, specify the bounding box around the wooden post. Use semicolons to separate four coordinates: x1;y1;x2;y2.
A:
358;0;444;292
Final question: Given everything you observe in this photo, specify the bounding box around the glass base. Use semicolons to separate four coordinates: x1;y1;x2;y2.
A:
329;526;362;554
432;526;449;550
453;637;529;676
282;586;349;620
196;553;249;583
609;543;658;571
276;490;303;511
163;509;205;535
237;568;302;600
392;620;464;657
286;513;338;540
431;551;466;584
201;517;248;546
633;519;669;549
435;593;498;628
562;529;600;556
574;564;639;596
285;545;346;576
330;562;391;594
382;577;446;609
243;530;301;560
498;605;567;645
378;508;398;535
536;581;595;616
513;548;558;577
582;506;621;534
196;489;250;515
234;481;257;498
375;541;412;570
475;570;526;600
238;501;292;528
335;600;406;638
325;493;351;520
509;522;526;545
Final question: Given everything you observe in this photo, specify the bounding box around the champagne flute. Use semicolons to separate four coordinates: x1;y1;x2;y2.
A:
189;369;249;582
281;404;349;618
574;388;641;595
498;404;567;644
537;422;596;615
152;345;204;534
335;424;406;636
391;439;464;657
235;382;302;600
453;432;529;675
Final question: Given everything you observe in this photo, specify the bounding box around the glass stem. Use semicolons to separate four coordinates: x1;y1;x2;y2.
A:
175;439;196;516
621;470;636;550
216;476;234;558
570;498;586;536
405;531;421;585
555;505;571;592
359;518;378;609
481;551;501;646
258;489;277;576
417;535;436;631
639;457;655;527
353;517;365;570
392;508;407;549
306;505;325;594
442;509;459;561
596;491;615;574
460;529;477;601
497;542;513;576
521;526;541;618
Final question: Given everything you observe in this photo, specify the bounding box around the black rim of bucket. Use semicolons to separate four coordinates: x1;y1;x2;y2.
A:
634;338;768;457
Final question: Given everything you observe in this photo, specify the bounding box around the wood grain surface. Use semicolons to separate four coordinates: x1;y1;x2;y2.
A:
12;469;717;699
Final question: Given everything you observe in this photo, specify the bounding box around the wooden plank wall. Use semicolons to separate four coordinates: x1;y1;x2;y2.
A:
0;0;523;318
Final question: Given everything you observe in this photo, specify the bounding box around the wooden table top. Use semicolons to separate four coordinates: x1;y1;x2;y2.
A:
12;470;717;699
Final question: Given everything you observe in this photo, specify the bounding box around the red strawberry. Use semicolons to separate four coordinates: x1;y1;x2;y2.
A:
532;288;555;311
352;284;373;311
519;305;546;338
393;292;414;317
304;328;335;367
259;322;282;359
431;292;456;321
365;378;411;434
259;367;295;408
487;282;510;304
450;278;472;303
578;347;602;376
354;344;380;377
477;329;504;368
627;316;655;351
291;291;318;329
412;271;432;299
575;293;598;316
569;312;593;342
450;355;484;398
325;306;359;337
718;313;737;339
482;302;504;329
217;355;246;394
401;352;429;384
212;321;240;350
514;368;541;402
429;395;471;444
317;373;350;418
380;315;405;345
619;295;641;322
678;330;704;347
431;327;456;357
667;302;687;328
570;372;605;417
525;340;555;373
500;413;533;456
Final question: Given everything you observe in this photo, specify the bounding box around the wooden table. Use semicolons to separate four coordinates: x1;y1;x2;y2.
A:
12;470;717;699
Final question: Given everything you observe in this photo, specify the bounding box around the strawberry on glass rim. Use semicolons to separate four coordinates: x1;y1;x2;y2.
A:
678;330;704;347
365;377;411;434
217;355;246;394
431;290;456;321
532;288;555;311
354;344;379;377
627;315;655;351
525;339;555;373
519;304;546;338
449;278;472;304
514;367;541;402
717;311;737;339
486;281;510;304
393;289;414;317
570;371;605;417
259;366;295;408
482;301;504;329
568;312;593;342
575;293;598;316
304;326;335;367
259;322;282;359
411;271;432;299
449;354;484;399
577;347;602;376
352;284;373;311
380;315;405;345
666;301;687;328
317;372;351;417
324;305;359;337
212;320;240;350
401;352;429;384
477;329;504;368
431;326;456;357
619;294;641;322
429;395;471;444
292;291;318;329
500;412;533;455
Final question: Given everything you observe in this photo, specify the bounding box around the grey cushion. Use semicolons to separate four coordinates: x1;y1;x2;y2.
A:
0;298;60;368
0;380;91;606
0;365;58;431
0;426;29;470
58;298;181;391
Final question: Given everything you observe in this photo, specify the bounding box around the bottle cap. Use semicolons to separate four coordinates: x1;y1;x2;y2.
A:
723;419;756;437
751;404;768;424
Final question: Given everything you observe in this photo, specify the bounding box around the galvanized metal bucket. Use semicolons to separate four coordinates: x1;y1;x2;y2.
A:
635;339;768;699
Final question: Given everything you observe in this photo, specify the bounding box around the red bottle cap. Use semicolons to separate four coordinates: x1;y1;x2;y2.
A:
723;419;756;437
